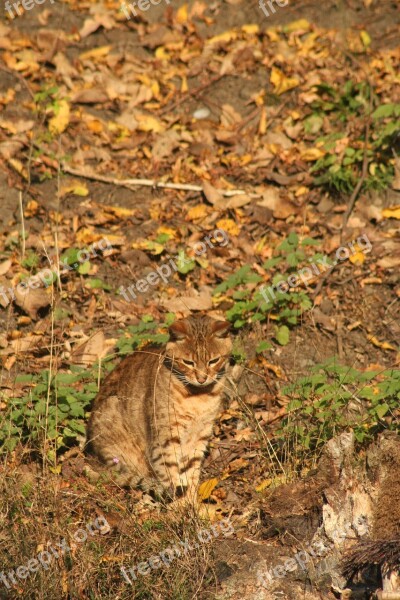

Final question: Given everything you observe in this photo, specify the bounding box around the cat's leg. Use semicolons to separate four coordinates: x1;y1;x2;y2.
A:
180;437;210;498
150;439;189;498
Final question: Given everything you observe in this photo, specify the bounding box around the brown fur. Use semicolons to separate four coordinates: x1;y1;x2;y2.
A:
86;315;232;497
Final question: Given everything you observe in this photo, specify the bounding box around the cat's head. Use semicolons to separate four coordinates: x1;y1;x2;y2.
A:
166;315;232;388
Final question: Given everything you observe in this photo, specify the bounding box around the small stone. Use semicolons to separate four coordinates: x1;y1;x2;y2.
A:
193;107;210;120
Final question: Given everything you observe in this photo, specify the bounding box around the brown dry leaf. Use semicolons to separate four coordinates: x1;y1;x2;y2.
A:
257;188;296;220
226;457;248;474
198;478;218;501
10;336;38;353
220;104;242;129
71;331;114;365
224;194;252;209
203;181;224;206
161;292;212;313
377;256;400;269
0;259;12;276
234;427;255;442
72;88;109;104
14;286;51;320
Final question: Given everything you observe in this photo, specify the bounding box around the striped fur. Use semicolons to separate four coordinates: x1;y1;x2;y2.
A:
87;315;231;497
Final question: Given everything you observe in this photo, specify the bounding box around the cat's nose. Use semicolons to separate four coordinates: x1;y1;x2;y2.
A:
196;372;207;384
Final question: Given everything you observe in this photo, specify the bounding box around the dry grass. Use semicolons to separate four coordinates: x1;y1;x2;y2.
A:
0;463;228;600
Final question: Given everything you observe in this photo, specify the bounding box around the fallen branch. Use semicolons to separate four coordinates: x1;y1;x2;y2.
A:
61;164;262;198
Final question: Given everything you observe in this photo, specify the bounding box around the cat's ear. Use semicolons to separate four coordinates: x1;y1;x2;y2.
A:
211;320;231;338
169;320;190;341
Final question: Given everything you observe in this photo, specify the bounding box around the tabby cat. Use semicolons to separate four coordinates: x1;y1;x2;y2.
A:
87;315;232;498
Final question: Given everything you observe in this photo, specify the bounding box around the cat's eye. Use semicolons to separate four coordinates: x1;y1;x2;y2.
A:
208;357;220;366
182;359;195;367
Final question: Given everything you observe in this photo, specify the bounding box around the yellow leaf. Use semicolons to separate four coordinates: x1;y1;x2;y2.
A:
60;183;89;197
24;200;40;217
181;76;188;93
198;478;219;501
256;479;272;492
270;67;300;95
349;244;367;265
86;119;103;133
132;240;164;255
258;106;267;134
216;218;240;236
7;158;28;180
186;204;208;221
206;31;238;46
136;113;164;133
295;186;309;196
360;30;371;47
79;46;111;61
265;27;280;42
283;19;311;33
157;226;176;238
155;46;170;60
382;205;400;219
369;335;396;351
49;99;70;135
300;147;325;161
195;256;209;268
176;3;188;23
242;24;259;35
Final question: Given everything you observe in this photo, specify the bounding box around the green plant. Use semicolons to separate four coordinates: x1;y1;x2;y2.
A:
1;316;175;459
213;232;322;343
1;367;101;458
116;314;173;355
308;82;400;192
276;359;400;468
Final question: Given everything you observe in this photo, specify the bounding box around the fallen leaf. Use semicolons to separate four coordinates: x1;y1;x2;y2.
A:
369;335;396;351
71;331;114;365
0;259;12;276
203;181;224;206
14;286;51;320
382;206;400;219
49;99;70;135
255;479;272;492
186;204;209;221
216;218;240;236
270;67;300;95
198;478;218;501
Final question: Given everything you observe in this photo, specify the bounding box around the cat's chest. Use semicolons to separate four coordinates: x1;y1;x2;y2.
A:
173;390;221;423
